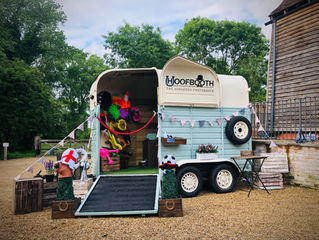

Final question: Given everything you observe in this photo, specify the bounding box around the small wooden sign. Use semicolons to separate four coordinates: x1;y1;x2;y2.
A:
51;198;81;219
158;198;183;217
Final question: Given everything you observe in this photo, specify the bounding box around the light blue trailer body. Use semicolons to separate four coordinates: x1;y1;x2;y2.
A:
158;105;251;165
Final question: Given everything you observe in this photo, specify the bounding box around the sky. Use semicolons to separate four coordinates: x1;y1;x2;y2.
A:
57;0;282;58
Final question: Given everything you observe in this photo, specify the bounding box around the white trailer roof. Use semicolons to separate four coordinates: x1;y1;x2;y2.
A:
89;56;249;110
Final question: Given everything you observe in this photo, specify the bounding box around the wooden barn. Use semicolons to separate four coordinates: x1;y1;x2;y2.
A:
266;0;319;100
255;0;319;140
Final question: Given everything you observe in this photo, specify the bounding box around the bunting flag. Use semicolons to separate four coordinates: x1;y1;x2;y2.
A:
199;120;205;127
26;166;33;174
224;116;231;121
87;131;93;149
190;120;196;127
170;116;176;123
258;125;264;132
14;116;90;182
216;118;222;125
14;175;21;181
58;139;65;147
68;131;75;139
161;113;166;120
77;123;84;131
87;115;94;122
233;112;239;117
270;141;277;148
251;107;256;114
255;116;260;124
37;157;44;164
239;108;246;114
208;120;214;127
180;119;187;126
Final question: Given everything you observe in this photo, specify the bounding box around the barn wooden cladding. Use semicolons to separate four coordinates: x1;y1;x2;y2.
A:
266;0;319;101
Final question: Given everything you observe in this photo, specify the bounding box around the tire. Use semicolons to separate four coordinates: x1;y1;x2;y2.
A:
225;116;252;145
176;166;203;197
209;164;237;193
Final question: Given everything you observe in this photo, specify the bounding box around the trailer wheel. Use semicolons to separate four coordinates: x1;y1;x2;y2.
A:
176;166;203;197
225;116;252;144
209;164;237;193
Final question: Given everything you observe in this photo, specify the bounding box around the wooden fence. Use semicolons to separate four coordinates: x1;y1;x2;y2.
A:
35;137;89;156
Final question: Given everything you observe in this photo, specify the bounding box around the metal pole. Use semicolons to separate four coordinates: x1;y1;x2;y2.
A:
270;20;277;135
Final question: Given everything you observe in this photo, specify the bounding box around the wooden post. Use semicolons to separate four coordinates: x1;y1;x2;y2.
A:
34;136;41;156
3;142;9;160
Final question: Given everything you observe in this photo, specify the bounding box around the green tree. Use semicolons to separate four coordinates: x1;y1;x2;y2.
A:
0;0;66;64
103;23;174;68
175;17;269;101
56;47;107;132
0;57;64;150
0;0;67;151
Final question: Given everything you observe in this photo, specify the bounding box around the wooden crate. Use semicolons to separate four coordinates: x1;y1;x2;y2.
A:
43;181;58;207
101;156;120;172
51;198;81;219
14;178;43;214
240;150;253;156
254;173;283;190
158;198;183;217
73;178;93;200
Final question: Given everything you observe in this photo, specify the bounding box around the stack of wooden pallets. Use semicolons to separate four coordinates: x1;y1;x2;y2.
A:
100;155;120;172
253;150;289;190
260;152;289;173
254;172;284;190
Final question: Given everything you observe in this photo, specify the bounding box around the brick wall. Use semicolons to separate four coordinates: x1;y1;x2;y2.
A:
253;141;319;189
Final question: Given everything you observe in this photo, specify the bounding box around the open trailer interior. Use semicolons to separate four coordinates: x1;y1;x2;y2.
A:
88;68;160;172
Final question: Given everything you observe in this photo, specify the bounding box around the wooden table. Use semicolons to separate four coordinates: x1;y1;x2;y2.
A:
231;155;270;197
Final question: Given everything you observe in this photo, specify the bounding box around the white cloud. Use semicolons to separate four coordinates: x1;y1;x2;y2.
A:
57;0;281;56
84;42;106;59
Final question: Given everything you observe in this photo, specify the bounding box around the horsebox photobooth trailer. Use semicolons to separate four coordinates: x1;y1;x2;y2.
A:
75;56;252;216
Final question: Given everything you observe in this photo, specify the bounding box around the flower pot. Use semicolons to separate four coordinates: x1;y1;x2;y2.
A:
196;153;218;160
45;174;55;182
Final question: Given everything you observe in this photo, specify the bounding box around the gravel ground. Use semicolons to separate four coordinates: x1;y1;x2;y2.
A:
1;157;319;240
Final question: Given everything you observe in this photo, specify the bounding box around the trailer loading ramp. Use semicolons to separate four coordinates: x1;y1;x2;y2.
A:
75;174;160;216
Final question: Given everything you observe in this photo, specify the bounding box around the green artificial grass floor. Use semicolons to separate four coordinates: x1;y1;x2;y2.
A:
101;166;159;175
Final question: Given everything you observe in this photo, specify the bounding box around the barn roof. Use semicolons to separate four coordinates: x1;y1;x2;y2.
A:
269;0;317;18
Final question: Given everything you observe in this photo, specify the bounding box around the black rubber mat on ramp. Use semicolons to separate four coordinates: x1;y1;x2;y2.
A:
79;175;158;213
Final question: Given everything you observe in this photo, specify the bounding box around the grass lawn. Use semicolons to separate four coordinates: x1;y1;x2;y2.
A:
2;151;35;160
101;166;159;175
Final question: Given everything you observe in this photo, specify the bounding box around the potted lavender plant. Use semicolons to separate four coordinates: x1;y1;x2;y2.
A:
196;144;218;160
44;160;55;182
